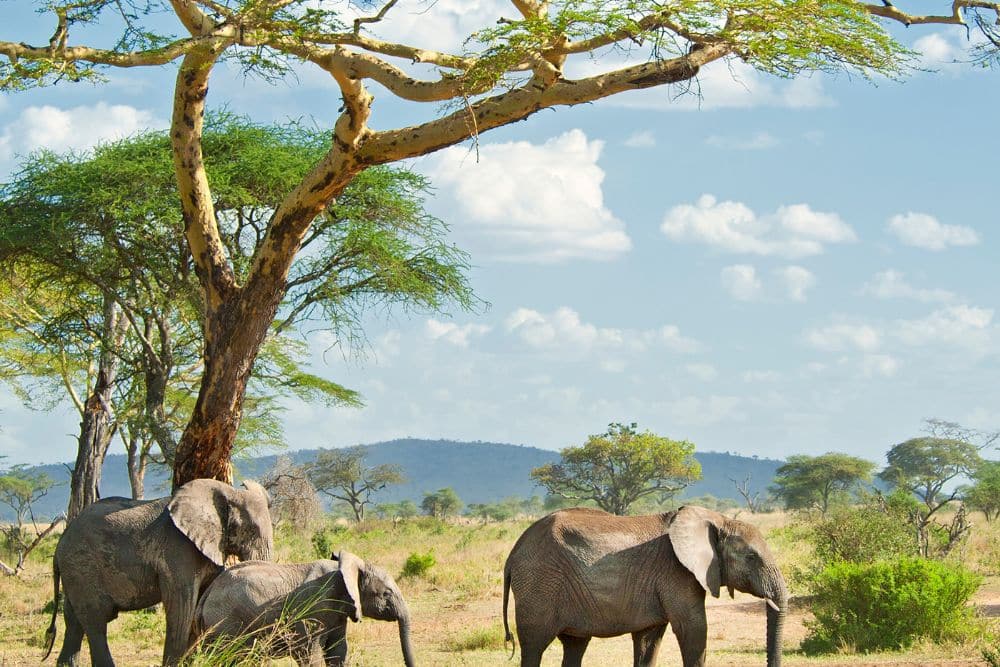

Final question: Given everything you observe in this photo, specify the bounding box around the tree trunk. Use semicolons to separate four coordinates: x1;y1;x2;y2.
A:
125;432;147;500
66;297;125;522
171;295;278;489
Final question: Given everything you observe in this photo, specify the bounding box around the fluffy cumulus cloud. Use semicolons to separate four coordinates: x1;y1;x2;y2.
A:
662;194;856;258
777;265;816;302
887;213;980;250
913;32;964;71
861;354;900;378
862;270;955;303
422;129;631;262
0;102;163;168
504;306;700;353
425;319;491;347
720;264;762;301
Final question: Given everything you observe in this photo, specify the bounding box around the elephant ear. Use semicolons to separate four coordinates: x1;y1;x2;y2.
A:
167;479;227;567
668;505;722;598
336;550;364;623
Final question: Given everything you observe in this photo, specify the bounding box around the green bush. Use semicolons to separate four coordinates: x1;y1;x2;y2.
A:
812;502;917;565
400;551;436;579
802;557;981;654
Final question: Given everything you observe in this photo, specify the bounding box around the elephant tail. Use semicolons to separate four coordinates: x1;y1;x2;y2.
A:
502;561;515;659
41;558;60;660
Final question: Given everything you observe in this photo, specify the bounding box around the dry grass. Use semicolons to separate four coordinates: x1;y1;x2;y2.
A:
2;511;998;666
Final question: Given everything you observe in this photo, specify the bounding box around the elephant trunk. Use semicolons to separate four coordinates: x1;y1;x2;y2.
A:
397;612;417;667
765;585;787;667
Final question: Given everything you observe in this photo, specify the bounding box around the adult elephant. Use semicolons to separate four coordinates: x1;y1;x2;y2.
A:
42;478;273;667
503;505;787;667
195;550;415;666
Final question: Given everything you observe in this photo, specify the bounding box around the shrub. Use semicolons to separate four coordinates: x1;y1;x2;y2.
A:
802;556;981;654
812;502;917;565
400;551;436;579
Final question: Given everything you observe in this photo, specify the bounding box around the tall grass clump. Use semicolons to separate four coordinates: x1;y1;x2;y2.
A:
802;556;981;654
400;551;436;579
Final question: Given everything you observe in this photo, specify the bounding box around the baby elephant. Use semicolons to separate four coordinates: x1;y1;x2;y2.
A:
196;550;415;666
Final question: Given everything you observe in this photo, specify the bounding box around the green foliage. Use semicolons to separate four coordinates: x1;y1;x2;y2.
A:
0;464;56;527
374;499;420;521
421;487;463;518
400;551;436;579
811;494;918;566
879;437;982;511
309;525;347;560
769;452;875;515
466;495;543;522
531;422;701;515
966;460;1000;522
802;557;981;654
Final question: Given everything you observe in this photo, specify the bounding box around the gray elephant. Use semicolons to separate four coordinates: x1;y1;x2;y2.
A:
502;505;787;667
42;478;273;667
195;550;415;666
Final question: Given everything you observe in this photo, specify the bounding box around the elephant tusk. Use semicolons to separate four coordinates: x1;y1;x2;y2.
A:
765;598;780;612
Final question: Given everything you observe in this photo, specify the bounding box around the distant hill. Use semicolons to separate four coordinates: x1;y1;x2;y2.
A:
7;439;783;520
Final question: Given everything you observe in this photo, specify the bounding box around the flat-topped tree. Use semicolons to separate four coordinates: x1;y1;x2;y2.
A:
3;1;995;489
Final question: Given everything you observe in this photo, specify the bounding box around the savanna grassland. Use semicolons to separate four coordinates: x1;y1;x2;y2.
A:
2;511;998;667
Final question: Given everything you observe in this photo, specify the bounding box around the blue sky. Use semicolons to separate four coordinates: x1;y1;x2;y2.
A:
1;2;998;466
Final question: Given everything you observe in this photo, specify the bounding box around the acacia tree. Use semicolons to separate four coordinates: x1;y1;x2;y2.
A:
2;1;995;488
965;460;1000;522
306;446;404;522
769;452;875;515
878;436;983;555
421;487;463;518
0;118;469;506
531;422;701;515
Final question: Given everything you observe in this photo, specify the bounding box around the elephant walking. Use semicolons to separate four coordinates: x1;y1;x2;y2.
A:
195;550;416;666
502;505;787;667
42;479;273;667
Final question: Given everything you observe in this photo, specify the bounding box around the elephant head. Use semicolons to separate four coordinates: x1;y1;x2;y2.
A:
334;550;416;667
168;478;274;566
668;506;788;667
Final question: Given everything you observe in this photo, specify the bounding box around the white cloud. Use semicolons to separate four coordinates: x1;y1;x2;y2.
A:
862;270;955;303
504;307;700;354
894;305;994;348
706;131;778;150
805;323;881;352
776;265;816;302
887;213;980;250
623;130;656;148
662;194;855;258
423;129;631;262
425;319;491;347
686;363;718;381
0;102;163;165
720;265;762;301
662;395;744;426
914;32;963;71
742;370;781;383
861;354;900;378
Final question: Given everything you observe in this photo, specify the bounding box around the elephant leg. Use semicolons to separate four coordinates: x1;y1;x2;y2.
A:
632;625;667;667
55;599;85;667
162;585;198;666
323;627;348;666
557;634;590;667
670;609;708;667
516;626;554;667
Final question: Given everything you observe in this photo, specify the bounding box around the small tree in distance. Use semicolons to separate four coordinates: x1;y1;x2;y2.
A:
769;453;875;515
421;488;463;519
306;447;404;522
531;422;701;516
965;460;1000;522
